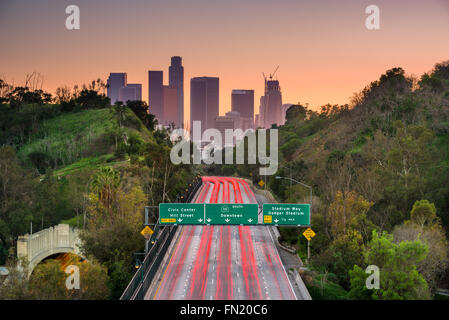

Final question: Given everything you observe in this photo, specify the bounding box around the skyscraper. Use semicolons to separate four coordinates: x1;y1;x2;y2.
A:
262;80;282;128
107;73;127;104
190;77;219;133
127;84;142;101
119;83;142;102
214;113;236;147
169;56;184;128
162;85;178;127
258;95;268;128
118;86;135;103
148;71;164;122
232;89;254;130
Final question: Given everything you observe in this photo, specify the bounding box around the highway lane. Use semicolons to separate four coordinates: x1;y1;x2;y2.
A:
148;176;296;300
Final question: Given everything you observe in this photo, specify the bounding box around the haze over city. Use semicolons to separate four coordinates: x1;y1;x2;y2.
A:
1;0;449;122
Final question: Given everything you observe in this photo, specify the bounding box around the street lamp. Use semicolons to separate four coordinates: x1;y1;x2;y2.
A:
275;164;293;199
275;176;312;208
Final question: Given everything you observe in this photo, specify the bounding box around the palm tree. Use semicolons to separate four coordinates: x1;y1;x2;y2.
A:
90;166;120;213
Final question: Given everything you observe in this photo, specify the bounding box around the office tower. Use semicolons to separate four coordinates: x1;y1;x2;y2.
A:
240;117;254;132
162;85;178;127
231;90;254;129
190;77;219;133
215;114;236;147
107;73;127;104
169;56;184;128
255;114;260;128
262;80;282;128
127;84;142;101
258;95;268;128
214;111;243;147
118;83;142;103
225;111;241;130
118;86;135;103
148;70;164;122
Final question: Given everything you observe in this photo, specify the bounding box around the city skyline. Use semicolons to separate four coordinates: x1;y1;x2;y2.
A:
1;0;449;124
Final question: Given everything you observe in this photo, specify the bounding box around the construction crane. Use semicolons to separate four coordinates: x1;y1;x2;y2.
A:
262;66;279;94
269;65;279;80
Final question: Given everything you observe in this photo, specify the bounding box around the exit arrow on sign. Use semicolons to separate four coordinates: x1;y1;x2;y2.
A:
204;203;258;225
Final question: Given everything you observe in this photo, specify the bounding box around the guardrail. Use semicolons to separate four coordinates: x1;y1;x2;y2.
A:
123;224;178;300
120;177;202;300
289;269;312;300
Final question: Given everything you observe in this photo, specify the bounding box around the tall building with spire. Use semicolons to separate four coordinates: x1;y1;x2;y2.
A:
169;56;184;128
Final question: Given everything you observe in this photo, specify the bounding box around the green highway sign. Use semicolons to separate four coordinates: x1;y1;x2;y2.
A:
205;203;259;225
263;204;310;226
159;203;205;225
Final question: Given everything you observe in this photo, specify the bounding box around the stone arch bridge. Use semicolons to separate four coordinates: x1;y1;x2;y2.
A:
17;224;83;276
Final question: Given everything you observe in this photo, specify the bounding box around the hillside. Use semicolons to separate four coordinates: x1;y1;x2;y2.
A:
15;107;155;175
208;61;449;298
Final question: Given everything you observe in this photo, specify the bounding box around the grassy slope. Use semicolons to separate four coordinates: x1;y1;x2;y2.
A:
17;107;154;176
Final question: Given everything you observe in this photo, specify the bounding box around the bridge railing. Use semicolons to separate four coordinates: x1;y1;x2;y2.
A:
120;177;202;300
17;224;82;276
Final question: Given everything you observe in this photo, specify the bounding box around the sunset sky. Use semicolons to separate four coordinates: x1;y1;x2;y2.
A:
1;0;448;121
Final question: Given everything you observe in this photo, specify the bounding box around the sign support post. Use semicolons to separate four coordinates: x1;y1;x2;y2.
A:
302;227;316;265
144;207;149;255
307;240;310;265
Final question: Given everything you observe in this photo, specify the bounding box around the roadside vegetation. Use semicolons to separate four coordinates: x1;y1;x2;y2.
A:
210;61;449;299
0;74;197;299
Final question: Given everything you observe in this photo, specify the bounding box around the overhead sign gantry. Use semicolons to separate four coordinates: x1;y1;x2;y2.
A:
158;203;310;226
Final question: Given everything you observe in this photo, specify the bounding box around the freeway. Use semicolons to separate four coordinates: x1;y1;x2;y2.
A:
146;177;297;300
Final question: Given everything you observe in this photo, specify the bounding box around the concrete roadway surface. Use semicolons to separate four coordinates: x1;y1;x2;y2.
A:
146;176;297;300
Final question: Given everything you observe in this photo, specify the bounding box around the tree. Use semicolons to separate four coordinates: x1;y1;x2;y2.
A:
90;166;121;213
113;101;126;128
349;230;430;300
0;258;34;300
28;256;110;300
313;230;365;289
328;191;373;240
393;200;449;291
29;259;68;299
127;100;156;131
54;85;72;104
68;255;110;300
409;200;438;229
80;184;145;298
75;89;110;109
0;146;35;264
80;182;145;293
